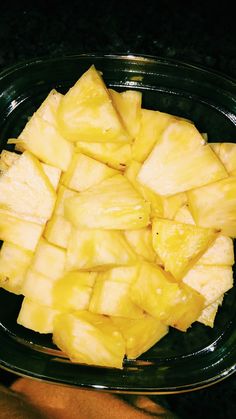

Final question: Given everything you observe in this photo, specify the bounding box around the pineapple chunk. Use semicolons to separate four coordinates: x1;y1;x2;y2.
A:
0;209;43;251
57;65;131;143
112;315;168;359
0;151;56;224
64;174;150;230
188;176;236;237
182;264;233;306
152;218;217;280
197;296;223;327
61;152;118;192
41;163;61;190
137;120;228;196
53;272;97;311
44;214;71;249
31;238;66;280
17;298;60;334
66;228;137;270
0;242;33;294
89;279;144;319
0;150;19;171
36;89;63;126
132;109;175;162
124;228;157;263
95;265;139;284
53;311;125;369
53;185;78;216
109;89;142;138
75;141;131;171
198;235;234;265
8;114;73;171
21;270;55;307
174;205;195;225
125;160;163;217
162;192;187;220
130;262;204;331
210;143;236;175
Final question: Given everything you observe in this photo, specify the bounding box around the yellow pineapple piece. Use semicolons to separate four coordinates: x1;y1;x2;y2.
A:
41;163;61;190
0;242;33;294
75;141;132;171
31;238;66;280
66;228;137;270
132;109;175;162
21;269;56;307
188;176;236;237
174;205;195;225
57;65;131;143
0;151;56;224
112;315;168;359
61;152;118;192
36;89;63;126
137;120;228;196
109;89;142;138
53;185;78;216
0;150;19;171
125;160;163;217
210;143;236;175
17;298;60;334
162;192;187;220
182;264;233;306
44;214;71;249
64;174;150;230
197;296;224;327
8;114;73;171
53;311;125;368
152;218;217;280
130;262;204;331
0;209;43;251
124;227;157;263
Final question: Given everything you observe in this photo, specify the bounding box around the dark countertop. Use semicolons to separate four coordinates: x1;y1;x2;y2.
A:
0;1;235;418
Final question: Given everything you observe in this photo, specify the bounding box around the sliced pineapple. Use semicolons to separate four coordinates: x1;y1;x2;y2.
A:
197;296;224;327
44;214;71;249
0;210;43;251
64;174;150;230
0;151;56;224
53;185;78;216
17;298;61;334
132;109;175;162
53;311;125;368
95;265;139;284
8;114;73;171
130;262;204;331
57;65;131;143
0;242;33;294
210;143;236;175
109;89;142;138
75;141;132;171
0;150;19;171
41;163;61;190
66;228;137;270
137;120;228;196
174;205;195;225
36;89;63;126
198;235;234;265
112;315;168;359
21;269;56;307
31;238;66;280
124;227;157;263
89;278;144;319
188;176;236;237
125;160;163;217
163;193;187;220
182;264;233;306
61;152;118;192
152;218;217;280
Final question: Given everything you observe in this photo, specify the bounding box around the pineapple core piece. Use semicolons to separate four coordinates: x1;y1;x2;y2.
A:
210;143;236;175
17;298;60;334
75;141;132;171
53;311;125;369
109;89;142;138
57;65;131;143
152;218;217;280
64;174;150;230
61;152;118;192
137;120;227;196
130;262;205;331
188;176;236;237
0;242;33;294
0;151;56;224
66;228;137;270
112;315;168;359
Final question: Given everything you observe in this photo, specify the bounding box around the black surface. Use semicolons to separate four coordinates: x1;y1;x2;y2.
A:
0;1;235;418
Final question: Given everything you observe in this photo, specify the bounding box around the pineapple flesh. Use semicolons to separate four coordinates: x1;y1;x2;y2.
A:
17;298;61;334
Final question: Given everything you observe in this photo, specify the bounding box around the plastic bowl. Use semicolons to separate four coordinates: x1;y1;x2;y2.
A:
0;54;236;394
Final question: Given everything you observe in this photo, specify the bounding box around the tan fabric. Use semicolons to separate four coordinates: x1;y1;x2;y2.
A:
10;378;175;418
